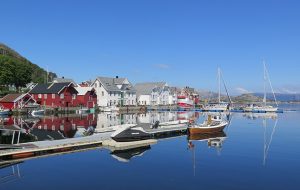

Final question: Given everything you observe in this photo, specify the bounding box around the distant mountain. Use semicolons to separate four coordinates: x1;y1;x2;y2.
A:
254;93;300;102
0;43;57;84
232;93;263;103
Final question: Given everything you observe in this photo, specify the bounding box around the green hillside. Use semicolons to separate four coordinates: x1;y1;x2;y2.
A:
0;43;57;93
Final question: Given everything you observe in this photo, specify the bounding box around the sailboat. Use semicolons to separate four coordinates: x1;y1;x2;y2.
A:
243;62;278;113
203;68;231;112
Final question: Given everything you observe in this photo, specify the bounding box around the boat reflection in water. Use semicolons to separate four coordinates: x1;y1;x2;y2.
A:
243;112;279;165
110;145;151;163
188;131;227;149
243;112;278;120
188;131;227;176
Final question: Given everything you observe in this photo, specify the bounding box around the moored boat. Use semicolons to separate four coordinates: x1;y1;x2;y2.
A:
177;95;194;109
188;115;228;134
203;68;232;112
243;61;278;113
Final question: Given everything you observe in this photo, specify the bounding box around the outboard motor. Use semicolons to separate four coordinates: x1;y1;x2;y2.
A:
152;121;160;129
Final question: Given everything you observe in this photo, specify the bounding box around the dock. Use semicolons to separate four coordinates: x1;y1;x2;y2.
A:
0;131;157;164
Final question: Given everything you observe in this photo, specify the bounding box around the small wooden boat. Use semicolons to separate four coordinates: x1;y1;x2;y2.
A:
188;115;228;134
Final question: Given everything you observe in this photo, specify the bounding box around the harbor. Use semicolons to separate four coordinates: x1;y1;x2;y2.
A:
1;0;300;189
1;107;300;189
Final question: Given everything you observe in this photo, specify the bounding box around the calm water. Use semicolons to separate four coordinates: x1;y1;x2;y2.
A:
1;106;300;189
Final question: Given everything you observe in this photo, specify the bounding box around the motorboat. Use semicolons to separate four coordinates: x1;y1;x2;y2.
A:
111;120;188;142
177;95;194;109
188;115;228;134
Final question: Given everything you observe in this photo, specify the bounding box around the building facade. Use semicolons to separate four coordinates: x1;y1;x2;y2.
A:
91;76;136;107
135;82;176;106
29;82;78;108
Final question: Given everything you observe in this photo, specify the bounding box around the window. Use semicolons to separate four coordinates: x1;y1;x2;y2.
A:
38;94;42;99
44;94;47;99
102;91;104;96
95;83;97;88
60;93;64;99
72;94;76;100
52;94;55;99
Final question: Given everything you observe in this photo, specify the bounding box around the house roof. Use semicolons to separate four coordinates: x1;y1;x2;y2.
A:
53;78;77;85
30;82;77;94
0;93;28;103
95;77;136;93
75;86;94;96
134;82;167;96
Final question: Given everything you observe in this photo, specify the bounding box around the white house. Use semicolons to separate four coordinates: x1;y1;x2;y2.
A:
135;82;167;106
91;76;136;107
135;82;177;106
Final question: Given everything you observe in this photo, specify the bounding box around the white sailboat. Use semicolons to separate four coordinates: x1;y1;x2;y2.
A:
243;62;278;113
203;68;231;112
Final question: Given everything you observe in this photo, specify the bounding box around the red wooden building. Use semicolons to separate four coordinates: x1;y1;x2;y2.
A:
29;82;79;108
74;86;97;108
0;93;37;110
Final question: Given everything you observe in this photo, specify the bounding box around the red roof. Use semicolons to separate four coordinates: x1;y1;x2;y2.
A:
0;93;24;102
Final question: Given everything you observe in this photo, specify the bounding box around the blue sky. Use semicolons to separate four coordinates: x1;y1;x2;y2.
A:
1;0;300;94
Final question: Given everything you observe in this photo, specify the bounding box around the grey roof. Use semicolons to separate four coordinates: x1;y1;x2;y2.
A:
53;78;76;84
134;82;167;96
30;82;76;94
96;77;136;93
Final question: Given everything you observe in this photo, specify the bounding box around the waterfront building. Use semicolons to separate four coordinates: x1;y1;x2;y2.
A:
91;76;136;107
29;82;78;108
74;86;97;108
0;93;37;110
135;82;177;106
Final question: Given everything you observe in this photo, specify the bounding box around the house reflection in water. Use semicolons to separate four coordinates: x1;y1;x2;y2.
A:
96;111;200;131
0;114;97;144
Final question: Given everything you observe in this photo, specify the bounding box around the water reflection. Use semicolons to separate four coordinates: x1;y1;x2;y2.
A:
0;115;97;144
242;112;279;165
110;146;151;163
0;162;22;185
187;132;227;176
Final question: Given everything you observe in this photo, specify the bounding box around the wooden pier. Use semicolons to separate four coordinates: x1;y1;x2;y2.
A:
0;131;157;164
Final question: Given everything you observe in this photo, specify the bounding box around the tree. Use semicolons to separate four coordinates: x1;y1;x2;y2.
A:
0;55;33;92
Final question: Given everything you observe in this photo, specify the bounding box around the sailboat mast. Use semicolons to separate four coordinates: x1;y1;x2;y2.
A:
218;67;221;103
263;61;267;106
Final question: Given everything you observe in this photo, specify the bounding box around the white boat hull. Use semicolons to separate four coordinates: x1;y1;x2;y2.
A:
203;104;229;112
243;105;278;113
